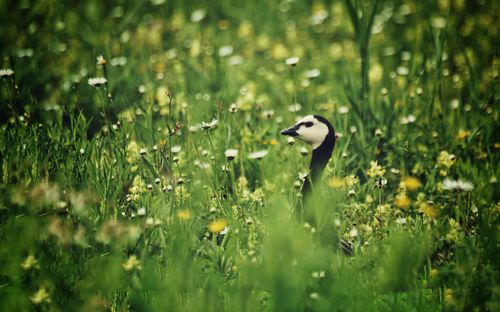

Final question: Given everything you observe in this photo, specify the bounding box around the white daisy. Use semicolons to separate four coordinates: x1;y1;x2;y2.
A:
285;56;300;66
171;145;182;154
224;149;238;160
0;68;14;77
88;77;107;87
190;9;206;23
248;150;269;160
200;118;219;130
305;68;320;78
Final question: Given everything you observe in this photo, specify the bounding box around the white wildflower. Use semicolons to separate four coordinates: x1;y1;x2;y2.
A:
137;207;146;216
285;56;300;66
349;227;358;238
0;68;14;77
110;56;127;66
224;149;238;160
200;118;219;130
400;114;416;124
338;106;349;114
88;77;107;87
443;178;474;191
288;103;302;112
248;150;269;160
396;66;409;76
171;145;181;154
190;9;206;23
96;55;106;65
305;68;320;78
219;46;234;57
262;110;275;119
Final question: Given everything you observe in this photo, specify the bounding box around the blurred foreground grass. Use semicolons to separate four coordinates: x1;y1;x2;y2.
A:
0;0;499;311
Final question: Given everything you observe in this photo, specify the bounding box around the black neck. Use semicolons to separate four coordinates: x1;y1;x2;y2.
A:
302;131;335;197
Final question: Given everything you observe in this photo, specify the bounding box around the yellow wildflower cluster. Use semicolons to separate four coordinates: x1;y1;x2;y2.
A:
128;175;147;201
430;268;439;279
174;185;188;199
345;175;359;187
156;86;171;107
367;161;386;178
445;219;462;243
237;176;248;190
119;108;135;123
328;177;344;188
126;140;140;164
176;209;192;220
123;255;142;271
375;204;391;219
456;129;470;140
250;188;265;205
419;201;438;220
96;220;141;245
328;175;359;189
21;254;39;271
394;192;411;209
236;82;257;111
208;219;227;233
444;288;454;305
401;176;422;192
30;288;51;305
437;151;456;176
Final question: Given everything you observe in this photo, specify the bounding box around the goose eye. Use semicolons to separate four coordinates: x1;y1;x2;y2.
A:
304;122;313;128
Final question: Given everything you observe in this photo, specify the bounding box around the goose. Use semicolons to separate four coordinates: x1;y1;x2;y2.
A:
281;114;353;255
280;115;335;203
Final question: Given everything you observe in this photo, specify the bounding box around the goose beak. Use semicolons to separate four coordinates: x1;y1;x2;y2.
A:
280;126;299;137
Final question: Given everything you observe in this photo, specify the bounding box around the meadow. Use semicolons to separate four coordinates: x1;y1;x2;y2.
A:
0;0;499;311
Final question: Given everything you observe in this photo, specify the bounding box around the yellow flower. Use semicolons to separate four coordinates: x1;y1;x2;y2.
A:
250;188;265;203
369;62;384;83
444;288;454;305
367;161;386;178
420;201;438;220
30;288;50;304
345;175;359;187
445;219;461;242
123;255;142;271
456;129;470;140
403;176;422;192
437;151;456;169
271;43;289;60
328;177;344;188
208;219;227;233
176;210;192;220
128;175;147;201
395;192;411;208
156;87;171;107
21;254;39;270
365;194;374;204
126;140;140;164
263;139;279;146
430;268;439;279
119;109;135;123
237;176;248;190
96;55;106;65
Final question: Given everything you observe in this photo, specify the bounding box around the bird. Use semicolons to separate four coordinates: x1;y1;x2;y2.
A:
280;115;336;203
281;114;353;255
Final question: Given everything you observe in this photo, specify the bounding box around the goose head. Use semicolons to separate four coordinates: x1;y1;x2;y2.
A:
280;115;334;150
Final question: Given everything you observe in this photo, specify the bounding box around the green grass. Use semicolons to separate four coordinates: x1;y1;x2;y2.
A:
1;0;499;311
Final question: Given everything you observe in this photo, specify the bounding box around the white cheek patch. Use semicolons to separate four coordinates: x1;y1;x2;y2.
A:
295;116;330;149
